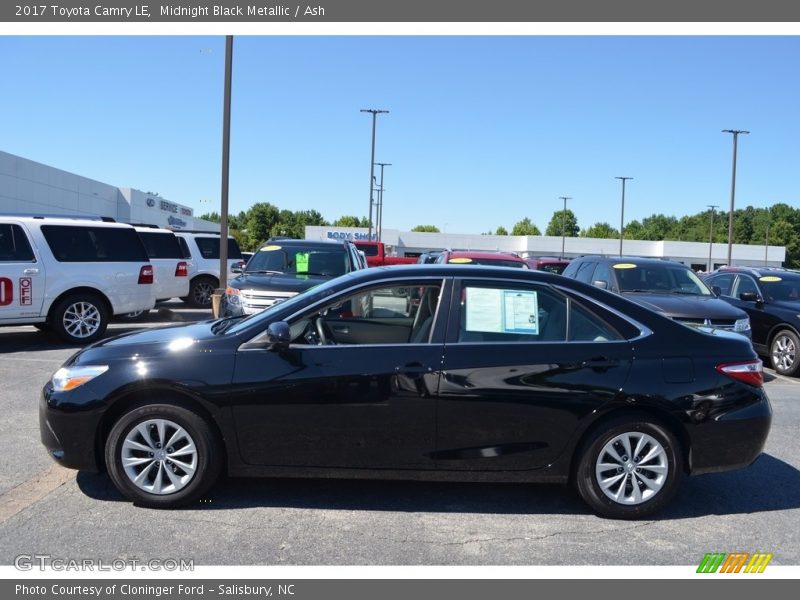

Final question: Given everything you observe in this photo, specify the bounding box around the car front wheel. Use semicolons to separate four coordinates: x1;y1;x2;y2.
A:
105;403;222;508
770;329;800;376
575;416;682;519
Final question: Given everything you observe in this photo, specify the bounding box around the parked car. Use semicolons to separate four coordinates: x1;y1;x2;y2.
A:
222;238;365;316
417;250;444;264
703;266;800;375
525;256;571;274
436;250;528;268
562;256;751;339
0;215;155;343
116;226;190;321
173;231;244;308
40;265;770;518
353;241;418;267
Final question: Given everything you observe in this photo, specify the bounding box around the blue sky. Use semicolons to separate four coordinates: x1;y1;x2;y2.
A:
1;35;799;233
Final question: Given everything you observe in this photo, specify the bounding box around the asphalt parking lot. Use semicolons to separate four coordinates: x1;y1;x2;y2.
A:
1;302;799;566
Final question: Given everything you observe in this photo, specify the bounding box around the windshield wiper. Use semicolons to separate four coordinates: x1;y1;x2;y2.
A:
245;269;283;275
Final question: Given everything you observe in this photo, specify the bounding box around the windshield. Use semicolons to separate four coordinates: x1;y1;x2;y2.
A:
759;274;800;302
246;245;348;276
616;263;712;295
224;274;350;335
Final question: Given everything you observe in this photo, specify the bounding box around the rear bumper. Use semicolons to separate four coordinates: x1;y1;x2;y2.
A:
688;389;772;475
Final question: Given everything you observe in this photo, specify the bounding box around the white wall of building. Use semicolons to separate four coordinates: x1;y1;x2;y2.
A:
0;150;219;232
306;225;786;268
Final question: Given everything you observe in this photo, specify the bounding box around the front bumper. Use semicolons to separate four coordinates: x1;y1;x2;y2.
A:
39;382;105;472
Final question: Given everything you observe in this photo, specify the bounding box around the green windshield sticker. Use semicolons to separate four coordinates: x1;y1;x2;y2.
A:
296;252;309;273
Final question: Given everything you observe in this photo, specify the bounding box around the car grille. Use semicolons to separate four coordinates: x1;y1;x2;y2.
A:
675;317;737;331
239;289;298;310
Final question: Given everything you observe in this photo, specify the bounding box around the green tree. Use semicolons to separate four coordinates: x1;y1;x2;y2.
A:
582;222;619;239
545;209;579;237
411;225;441;233
511;218;541;236
333;215;369;227
198;211;220;223
244;202;280;248
495;226;509;236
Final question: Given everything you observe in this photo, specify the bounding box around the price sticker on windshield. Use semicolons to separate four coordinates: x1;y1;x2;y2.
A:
613;263;638;269
449;257;473;264
260;245;282;252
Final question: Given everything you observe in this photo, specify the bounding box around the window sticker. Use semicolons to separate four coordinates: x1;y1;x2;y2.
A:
759;276;782;282
449;257;473;264
260;245;282;252
295;252;309;273
613;263;638;269
465;287;539;335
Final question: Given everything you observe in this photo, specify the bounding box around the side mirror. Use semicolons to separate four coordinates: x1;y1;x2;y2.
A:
232;266;243;274
712;285;722;297
593;280;609;290
266;321;291;351
739;292;761;303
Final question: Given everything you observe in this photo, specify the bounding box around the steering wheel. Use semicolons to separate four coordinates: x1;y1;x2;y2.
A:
315;317;335;345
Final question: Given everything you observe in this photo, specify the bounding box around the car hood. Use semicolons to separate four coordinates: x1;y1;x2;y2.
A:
65;321;226;366
622;292;747;320
228;272;330;292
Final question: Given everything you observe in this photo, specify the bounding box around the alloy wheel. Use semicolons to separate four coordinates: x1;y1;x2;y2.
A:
772;334;796;374
594;431;669;505
62;301;102;339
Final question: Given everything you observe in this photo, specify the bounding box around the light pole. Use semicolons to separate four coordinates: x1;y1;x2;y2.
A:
360;109;389;240
707;204;718;272
765;218;770;266
615;177;632;256
558;196;571;259
218;35;234;297
723;129;749;265
375;162;391;242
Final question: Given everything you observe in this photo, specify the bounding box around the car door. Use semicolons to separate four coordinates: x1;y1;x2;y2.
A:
0;222;45;321
230;278;451;470
435;278;634;471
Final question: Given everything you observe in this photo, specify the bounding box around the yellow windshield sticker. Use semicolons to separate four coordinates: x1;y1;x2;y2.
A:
295;252;309;273
260;245;282;252
449;257;473;264
759;276;782;282
613;263;638;269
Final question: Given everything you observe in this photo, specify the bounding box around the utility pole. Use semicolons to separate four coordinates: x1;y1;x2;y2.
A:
375;162;391;242
723;129;749;265
558;196;571;259
360;109;389;240
218;35;233;301
615;177;633;256
707;204;718;272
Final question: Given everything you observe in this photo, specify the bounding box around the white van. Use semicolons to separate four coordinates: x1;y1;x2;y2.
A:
0;216;156;343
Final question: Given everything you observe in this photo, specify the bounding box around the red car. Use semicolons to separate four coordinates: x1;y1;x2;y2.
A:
524;256;571;274
435;250;529;268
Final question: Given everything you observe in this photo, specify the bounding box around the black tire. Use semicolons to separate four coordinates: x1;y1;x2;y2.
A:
105;403;222;508
50;293;109;344
114;309;150;323
185;276;217;308
575;416;683;519
770;329;800;376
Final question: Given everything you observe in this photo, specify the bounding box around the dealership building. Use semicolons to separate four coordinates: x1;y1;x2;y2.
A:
306;226;786;271
0;150;218;231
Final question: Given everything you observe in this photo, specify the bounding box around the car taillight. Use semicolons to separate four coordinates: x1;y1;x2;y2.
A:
138;266;154;285
175;261;188;277
716;360;763;387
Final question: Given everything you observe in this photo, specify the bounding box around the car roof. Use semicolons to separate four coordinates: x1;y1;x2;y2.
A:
445;250;525;261
259;238;350;250
575;255;686;267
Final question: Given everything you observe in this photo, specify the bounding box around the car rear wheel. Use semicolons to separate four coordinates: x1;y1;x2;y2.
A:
50;294;109;344
575;416;682;519
184;277;217;308
105;403;222;508
770;329;800;376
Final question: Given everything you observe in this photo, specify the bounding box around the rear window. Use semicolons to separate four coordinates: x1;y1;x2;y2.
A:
356;244;379;257
138;232;182;259
41;225;149;262
194;237;243;260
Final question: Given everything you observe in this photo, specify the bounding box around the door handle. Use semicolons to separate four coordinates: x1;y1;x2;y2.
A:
580;357;619;370
23;268;39;275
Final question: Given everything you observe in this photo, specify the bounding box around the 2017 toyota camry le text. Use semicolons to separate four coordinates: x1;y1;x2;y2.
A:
39;265;772;519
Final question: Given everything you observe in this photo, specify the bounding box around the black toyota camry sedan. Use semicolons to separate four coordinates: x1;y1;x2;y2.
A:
40;265;771;519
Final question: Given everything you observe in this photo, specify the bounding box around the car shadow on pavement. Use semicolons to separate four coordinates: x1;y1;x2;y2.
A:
76;453;800;519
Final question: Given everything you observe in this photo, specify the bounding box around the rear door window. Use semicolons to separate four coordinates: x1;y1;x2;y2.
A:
195;237;243;260
0;224;35;262
41;225;149;262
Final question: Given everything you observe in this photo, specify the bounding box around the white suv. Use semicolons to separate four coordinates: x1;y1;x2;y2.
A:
0;216;156;343
116;226;191;321
173;231;244;308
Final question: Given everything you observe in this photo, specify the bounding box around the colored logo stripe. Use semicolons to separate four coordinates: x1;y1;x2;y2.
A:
745;553;773;573
697;552;772;573
697;553;726;573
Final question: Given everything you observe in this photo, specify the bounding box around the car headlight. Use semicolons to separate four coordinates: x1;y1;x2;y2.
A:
225;287;241;305
734;317;751;332
51;365;109;392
